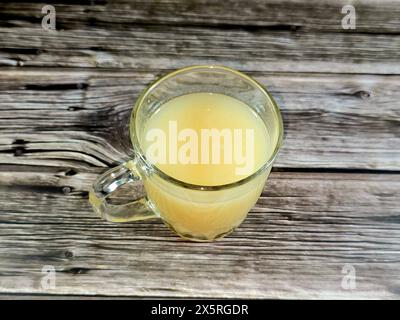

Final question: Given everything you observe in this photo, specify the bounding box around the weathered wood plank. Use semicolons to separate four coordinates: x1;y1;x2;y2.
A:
0;0;398;302
0;68;399;170
0;170;399;298
0;25;399;74
0;294;139;299
1;0;399;33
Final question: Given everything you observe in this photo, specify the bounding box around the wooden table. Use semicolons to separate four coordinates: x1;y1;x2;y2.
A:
0;0;399;299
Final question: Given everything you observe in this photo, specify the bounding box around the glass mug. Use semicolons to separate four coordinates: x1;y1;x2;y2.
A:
89;66;283;241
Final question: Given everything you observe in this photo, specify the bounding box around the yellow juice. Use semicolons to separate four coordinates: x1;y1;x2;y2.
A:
140;92;273;240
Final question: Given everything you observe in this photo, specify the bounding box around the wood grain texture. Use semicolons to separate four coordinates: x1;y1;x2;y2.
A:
1;0;399;33
0;68;398;170
0;170;399;298
0;25;399;74
0;0;399;300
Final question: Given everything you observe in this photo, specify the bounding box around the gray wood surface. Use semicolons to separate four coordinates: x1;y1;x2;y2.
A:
0;171;399;298
1;0;399;33
0;0;399;299
1;69;399;170
1;26;399;74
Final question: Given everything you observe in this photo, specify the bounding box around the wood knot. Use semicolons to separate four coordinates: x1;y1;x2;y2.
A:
65;169;77;176
64;250;74;258
355;90;373;99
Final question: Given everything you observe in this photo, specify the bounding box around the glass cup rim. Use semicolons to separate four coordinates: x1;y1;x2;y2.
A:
130;65;284;191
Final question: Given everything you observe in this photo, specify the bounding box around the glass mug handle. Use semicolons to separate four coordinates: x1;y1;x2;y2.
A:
89;159;156;222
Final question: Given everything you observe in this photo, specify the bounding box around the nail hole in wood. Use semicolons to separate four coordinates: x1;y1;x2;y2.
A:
62;186;72;194
13;146;25;156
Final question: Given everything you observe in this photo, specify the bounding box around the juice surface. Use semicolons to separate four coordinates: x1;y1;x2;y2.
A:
142;92;271;186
